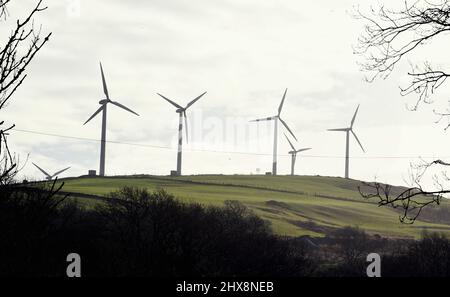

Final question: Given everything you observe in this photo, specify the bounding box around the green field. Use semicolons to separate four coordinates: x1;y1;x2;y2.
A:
59;175;450;238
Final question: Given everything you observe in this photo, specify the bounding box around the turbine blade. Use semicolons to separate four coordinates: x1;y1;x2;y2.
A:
184;111;189;143
157;93;183;109
284;133;296;151
351;130;365;153
279;117;297;141
32;162;51;178
100;62;109;99
83;105;104;125
327;128;349;132
186;91;207;109
278;88;288;116
250;116;275;122
52;167;71;177
110;101;140;116
297;148;312;153
350;104;360;128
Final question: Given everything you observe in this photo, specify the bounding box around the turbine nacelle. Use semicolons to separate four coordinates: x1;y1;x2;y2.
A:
84;63;139;126
289;148;312;155
157;91;207;144
250;90;297;141
327;128;350;132
285;134;311;155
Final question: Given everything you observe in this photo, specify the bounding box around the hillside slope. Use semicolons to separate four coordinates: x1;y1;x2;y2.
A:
59;175;450;238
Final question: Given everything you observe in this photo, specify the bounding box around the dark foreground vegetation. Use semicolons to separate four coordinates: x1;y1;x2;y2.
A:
0;184;449;277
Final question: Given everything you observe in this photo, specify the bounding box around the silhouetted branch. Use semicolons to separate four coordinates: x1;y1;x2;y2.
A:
6;178;69;212
360;158;450;223
0;0;11;19
0;121;16;185
401;63;450;110
355;1;450;112
434;106;450;130
359;182;445;224
0;0;51;184
0;0;52;109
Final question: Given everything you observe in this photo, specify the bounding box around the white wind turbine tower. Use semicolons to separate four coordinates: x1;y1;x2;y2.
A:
284;134;311;176
83;62;140;177
327;104;365;179
32;163;71;180
157;92;207;176
250;88;297;175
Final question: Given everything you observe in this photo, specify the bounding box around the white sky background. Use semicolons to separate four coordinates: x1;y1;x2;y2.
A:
2;0;450;188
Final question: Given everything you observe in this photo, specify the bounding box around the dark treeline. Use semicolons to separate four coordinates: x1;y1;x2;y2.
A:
0;185;313;277
0;184;449;277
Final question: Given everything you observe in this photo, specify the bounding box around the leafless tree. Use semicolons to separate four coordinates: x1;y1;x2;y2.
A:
0;0;51;184
356;1;450;221
359;162;449;224
355;1;450;111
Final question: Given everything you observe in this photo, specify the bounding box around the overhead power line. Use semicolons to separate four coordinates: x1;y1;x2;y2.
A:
11;128;449;160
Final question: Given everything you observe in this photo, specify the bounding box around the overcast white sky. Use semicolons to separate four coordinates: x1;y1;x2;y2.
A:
2;0;450;187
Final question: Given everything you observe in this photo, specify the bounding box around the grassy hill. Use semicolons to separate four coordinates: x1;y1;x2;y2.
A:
58;175;450;238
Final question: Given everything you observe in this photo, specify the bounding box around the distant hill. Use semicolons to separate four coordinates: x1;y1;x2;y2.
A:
58;175;450;238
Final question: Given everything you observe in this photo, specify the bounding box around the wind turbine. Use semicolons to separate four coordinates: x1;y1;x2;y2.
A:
157;91;207;176
250;88;297;175
84;62;139;177
284;134;311;176
32;163;71;180
327;104;365;179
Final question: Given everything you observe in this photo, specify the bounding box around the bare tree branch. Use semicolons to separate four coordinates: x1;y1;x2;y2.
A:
0;0;51;184
0;0;52;109
355;1;450;112
0;0;11;19
359;158;450;223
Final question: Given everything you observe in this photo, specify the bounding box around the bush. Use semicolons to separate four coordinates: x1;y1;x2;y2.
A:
382;232;450;277
321;227;387;276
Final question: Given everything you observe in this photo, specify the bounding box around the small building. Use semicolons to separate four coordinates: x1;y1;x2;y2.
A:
88;170;96;177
